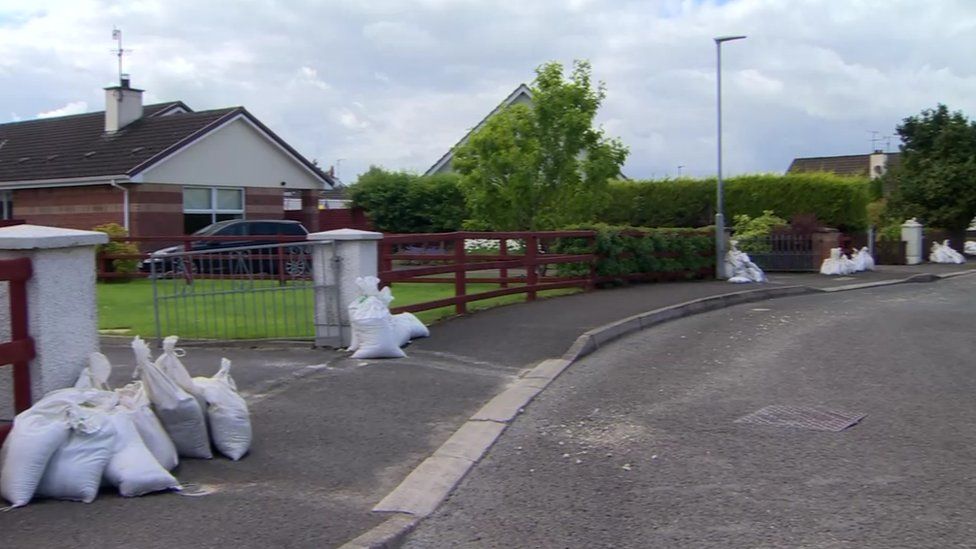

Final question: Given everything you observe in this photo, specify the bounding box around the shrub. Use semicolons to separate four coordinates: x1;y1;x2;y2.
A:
603;173;870;231
732;210;787;253
92;223;140;278
350;167;467;233
553;224;714;282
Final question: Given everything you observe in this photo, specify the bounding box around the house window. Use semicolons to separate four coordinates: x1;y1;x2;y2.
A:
183;186;244;234
0;190;12;220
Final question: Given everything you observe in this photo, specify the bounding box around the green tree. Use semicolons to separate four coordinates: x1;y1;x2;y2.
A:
885;104;976;231
453;60;629;230
349;167;467;233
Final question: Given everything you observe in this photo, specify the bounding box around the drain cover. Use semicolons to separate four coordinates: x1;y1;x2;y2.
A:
735;405;865;432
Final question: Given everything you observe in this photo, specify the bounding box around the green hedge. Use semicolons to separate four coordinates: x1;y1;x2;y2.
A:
602;173;870;231
554;224;714;281
350;167;468;233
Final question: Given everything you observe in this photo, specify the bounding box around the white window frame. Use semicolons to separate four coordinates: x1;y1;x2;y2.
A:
183;186;246;224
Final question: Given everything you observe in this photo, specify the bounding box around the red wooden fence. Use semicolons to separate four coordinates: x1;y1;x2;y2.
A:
379;231;597;315
0;257;34;444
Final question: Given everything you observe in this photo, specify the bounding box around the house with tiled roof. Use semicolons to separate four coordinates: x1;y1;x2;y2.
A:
786;151;901;179
424;83;533;176
0;77;334;237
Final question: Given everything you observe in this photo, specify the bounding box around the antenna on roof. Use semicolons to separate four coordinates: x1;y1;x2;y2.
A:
868;130;880;152
884;135;893;153
110;27;132;86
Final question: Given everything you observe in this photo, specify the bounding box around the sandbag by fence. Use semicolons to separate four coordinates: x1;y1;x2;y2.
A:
194;359;252;461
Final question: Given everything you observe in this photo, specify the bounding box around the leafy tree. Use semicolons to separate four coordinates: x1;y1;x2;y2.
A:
349;167;467;233
453;60;629;230
885;104;976;231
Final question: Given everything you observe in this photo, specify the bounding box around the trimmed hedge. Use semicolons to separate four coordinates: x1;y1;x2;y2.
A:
350;167;468;233
554;224;714;281
602;173;870;231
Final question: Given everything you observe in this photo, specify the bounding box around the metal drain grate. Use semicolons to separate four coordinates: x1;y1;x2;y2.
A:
735;405;865;432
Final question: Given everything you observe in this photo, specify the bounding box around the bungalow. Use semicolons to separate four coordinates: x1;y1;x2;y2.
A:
0;76;334;237
787;150;901;179
424;83;532;176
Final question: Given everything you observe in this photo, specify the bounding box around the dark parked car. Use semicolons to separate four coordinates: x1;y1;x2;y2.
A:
142;219;311;277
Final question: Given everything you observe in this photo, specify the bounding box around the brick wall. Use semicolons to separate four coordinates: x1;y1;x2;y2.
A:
129;183;182;239
13;185;124;230
246;187;284;219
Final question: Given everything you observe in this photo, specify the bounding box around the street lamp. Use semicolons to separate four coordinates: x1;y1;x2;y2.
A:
714;34;746;279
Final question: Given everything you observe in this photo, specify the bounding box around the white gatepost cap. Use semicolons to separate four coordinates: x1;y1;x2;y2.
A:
308;228;383;241
0;224;108;249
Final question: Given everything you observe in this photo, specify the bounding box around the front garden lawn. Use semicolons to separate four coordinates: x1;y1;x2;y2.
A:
98;279;579;340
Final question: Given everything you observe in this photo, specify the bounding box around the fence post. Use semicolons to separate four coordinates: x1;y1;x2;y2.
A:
308;228;383;348
588;234;597;291
0;224;107;409
901;218;924;265
525;234;538;302
499;238;509;288
454;235;467;315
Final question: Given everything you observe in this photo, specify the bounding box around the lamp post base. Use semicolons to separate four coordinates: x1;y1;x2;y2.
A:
715;212;727;280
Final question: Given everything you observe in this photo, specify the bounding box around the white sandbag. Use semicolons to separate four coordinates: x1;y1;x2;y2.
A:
36;407;116;503
132;336;211;459
725;242;766;283
155;336;202;398
965;241;976;256
193;359;252;460
820;248;849;275
852;246;875;271
0;404;73;507
74;352;113;390
347;278;394;352
930;240;966;264
351;296;405;359
394;312;429;340
103;412;181;497
116;382;178;471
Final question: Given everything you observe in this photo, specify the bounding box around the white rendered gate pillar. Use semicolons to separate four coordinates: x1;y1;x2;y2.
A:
901;218;924;265
309;228;383;347
0;224;107;415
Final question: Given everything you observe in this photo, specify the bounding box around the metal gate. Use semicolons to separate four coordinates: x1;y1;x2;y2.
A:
150;240;339;342
737;234;818;271
0;257;34;444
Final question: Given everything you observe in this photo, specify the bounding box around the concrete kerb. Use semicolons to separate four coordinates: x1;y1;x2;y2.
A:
345;275;964;547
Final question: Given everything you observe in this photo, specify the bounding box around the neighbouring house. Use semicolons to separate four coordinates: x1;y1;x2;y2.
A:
0;76;335;238
787;150;901;179
283;183;372;231
424;83;532;176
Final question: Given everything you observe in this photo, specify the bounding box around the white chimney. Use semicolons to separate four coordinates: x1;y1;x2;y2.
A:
868;150;887;179
104;74;143;133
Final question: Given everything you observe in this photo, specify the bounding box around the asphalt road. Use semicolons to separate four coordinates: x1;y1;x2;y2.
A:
404;275;976;548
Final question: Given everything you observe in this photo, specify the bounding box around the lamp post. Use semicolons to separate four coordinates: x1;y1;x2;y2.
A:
714;34;746;279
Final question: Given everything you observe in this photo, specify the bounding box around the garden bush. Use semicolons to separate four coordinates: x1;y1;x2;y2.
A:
92;222;140;278
553;224;714;281
602;173;870;231
350;167;468;233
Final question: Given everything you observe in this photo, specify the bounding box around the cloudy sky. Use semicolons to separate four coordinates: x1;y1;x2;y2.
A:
1;0;974;182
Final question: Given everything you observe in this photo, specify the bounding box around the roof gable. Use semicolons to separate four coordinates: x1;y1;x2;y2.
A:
424;83;532;176
0;102;333;188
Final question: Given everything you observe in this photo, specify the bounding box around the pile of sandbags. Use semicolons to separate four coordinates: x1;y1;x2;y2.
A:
965;241;976;256
851;246;875;272
929;240;966;264
725;241;766;283
347;276;429;359
0;336;251;507
820;247;859;275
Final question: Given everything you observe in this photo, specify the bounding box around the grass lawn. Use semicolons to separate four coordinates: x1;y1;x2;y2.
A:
98;278;579;340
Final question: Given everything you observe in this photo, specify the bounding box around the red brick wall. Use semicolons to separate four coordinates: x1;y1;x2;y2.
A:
12;183;287;240
13;185;125;230
246;187;284;220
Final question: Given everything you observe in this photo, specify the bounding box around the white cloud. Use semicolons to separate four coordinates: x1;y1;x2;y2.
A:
0;0;974;180
36;101;88;118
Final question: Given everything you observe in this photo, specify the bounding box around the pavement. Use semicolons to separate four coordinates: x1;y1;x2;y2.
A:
1;261;974;548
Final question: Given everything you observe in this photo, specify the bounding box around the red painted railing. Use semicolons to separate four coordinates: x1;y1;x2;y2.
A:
379;230;597;316
0;257;34;444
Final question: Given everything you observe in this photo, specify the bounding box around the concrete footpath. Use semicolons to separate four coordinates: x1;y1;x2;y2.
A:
1;263;973;548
